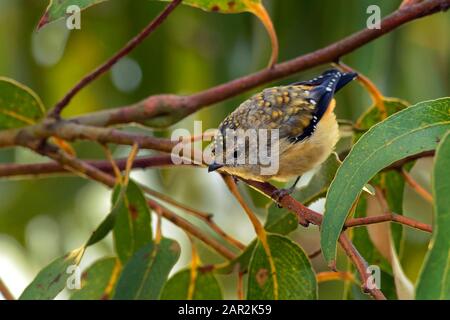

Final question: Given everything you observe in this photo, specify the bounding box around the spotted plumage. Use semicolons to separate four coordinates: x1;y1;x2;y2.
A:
209;69;357;183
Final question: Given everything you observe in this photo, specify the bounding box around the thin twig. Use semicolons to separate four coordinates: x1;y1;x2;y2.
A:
337;62;387;119
237;271;245;300
0;150;433;179
48;0;183;118
146;198;236;260
0;278;14;300
308;248;322;259
338;234;386;300
401;168;433;203
0;155;181;178
345;213;432;233
141;185;245;250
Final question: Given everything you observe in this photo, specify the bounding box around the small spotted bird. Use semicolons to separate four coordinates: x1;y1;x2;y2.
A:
208;69;357;190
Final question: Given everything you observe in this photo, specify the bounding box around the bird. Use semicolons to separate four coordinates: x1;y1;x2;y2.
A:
208;69;357;196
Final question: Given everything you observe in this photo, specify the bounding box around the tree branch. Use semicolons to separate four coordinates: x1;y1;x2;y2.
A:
0;148;432;180
68;0;450;128
48;0;183;118
0;0;447;149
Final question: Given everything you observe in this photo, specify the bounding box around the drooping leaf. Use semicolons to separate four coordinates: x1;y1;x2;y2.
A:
416;131;450;300
85;183;127;247
19;247;84;300
37;0;107;29
0;77;45;130
113;180;152;263
113;238;181;300
161;269;223;300
247;234;317;299
264;204;298;235
70;257;121;300
293;152;341;205
322;98;450;264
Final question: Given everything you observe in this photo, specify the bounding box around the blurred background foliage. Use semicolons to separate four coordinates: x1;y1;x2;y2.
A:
0;0;448;299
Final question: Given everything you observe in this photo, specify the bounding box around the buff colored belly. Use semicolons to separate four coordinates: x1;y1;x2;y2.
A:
274;111;339;181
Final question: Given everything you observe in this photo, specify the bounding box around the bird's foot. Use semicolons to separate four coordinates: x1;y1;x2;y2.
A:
271;187;295;208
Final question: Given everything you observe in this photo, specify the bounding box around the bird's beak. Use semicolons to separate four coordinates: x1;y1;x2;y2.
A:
208;162;224;172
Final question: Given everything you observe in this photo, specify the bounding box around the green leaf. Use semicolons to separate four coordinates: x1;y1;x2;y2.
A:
70;257;120;300
85;183;127;247
113;238;181;300
161;269;223;300
416;131;450;299
322;98;450;264
19;247;84;300
215;240;256;274
20;182;125;299
353;98;409;143
293;152;341;205
113;180;152;263
247;234;317;299
38;0;107;29
264;204;298;235
0;77;45;130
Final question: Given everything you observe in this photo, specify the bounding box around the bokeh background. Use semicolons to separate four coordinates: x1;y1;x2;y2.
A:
0;0;448;299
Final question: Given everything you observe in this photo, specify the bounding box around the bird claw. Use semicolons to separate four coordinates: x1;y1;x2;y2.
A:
271;187;294;207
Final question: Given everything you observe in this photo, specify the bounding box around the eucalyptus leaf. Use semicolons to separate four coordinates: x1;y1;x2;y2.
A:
264;204;298;235
322;98;450;264
0;77;45;130
113;180;152;263
37;0;107;29
114;238;181;300
19;247;84;300
247;234;317;299
415;131;450;299
70;257;120;300
161;269;223;300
